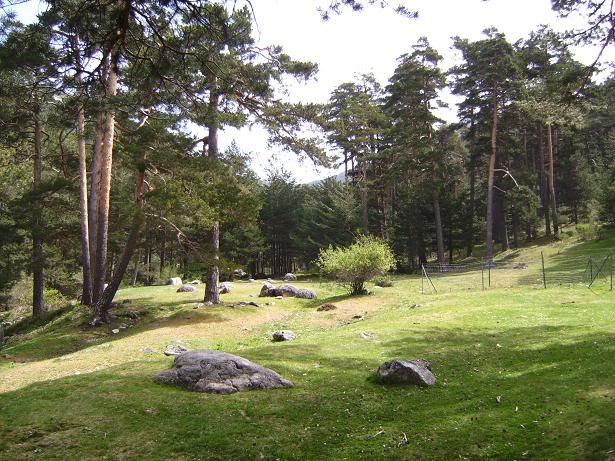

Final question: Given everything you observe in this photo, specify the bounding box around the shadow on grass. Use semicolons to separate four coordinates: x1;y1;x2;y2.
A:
0;324;613;460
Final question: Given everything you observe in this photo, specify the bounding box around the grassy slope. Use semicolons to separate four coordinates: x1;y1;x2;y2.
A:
0;232;613;461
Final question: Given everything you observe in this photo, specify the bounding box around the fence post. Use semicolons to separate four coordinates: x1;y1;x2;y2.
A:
589;257;593;283
541;251;547;289
488;262;491;288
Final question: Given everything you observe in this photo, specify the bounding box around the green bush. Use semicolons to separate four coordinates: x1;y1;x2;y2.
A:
317;236;395;295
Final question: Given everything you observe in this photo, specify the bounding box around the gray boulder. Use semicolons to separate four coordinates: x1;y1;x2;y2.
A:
376;359;435;387
283;273;297;281
176;284;197;293
219;282;233;294
189;280;201;285
272;330;296;342
153;350;293;394
166;277;182;286
259;283;316;299
164;344;188;356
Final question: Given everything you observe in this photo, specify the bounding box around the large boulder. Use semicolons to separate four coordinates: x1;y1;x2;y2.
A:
376;359;435;387
283;273;297;281
177;284;197;293
166;277;182;286
153;350;293;394
259;283;316;299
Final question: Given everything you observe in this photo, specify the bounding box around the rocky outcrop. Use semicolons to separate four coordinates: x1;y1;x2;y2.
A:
153;350;293;394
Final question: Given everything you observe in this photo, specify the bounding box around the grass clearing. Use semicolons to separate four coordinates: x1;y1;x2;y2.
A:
0;235;614;460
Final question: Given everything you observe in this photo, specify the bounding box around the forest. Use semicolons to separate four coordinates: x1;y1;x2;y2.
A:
0;0;613;325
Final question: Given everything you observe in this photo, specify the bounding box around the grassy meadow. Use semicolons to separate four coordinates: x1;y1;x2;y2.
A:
0;232;613;460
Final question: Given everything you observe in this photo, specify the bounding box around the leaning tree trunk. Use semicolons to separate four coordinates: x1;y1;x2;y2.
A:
74;35;93;306
92;168;145;325
485;90;498;264
32;116;44;320
432;188;445;267
546;123;559;239
91;59;118;304
204;221;220;304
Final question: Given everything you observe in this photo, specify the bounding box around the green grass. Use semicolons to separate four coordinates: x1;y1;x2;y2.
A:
0;236;614;460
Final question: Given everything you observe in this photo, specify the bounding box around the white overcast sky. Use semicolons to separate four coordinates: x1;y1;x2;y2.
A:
8;0;613;183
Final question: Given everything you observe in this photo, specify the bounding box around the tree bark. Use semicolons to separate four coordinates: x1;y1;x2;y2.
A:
432;189;445;266
32;116;44;320
74;34;93;306
546;123;559;239
91;168;145;325
92;60;118;304
539;124;551;237
204;221;220;304
485;90;498;263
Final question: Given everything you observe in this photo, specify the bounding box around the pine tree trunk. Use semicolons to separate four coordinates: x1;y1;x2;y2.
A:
88;111;104;300
204;221;220;304
92;169;145;325
131;250;140;286
539;124;551;236
485;90;498;263
466;159;475;257
546;123;559;239
32;116;44;320
74;35;93;306
92;57;118;303
432;189;445;266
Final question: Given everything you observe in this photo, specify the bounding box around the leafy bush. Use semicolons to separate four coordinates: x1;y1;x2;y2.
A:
373;276;393;287
317;236;395;295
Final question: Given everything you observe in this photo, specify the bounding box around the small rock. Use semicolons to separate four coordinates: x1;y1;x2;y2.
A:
352;314;365;321
410;303;421;308
272;330;296;342
119;323;128;329
219;282;233;294
360;331;374;339
189;280;201;285
164;344;188;356
317;303;337;311
283;273;297;281
111;329;120;334
141;347;156;354
177;284;197;293
496;396;502;404
377;359;436;387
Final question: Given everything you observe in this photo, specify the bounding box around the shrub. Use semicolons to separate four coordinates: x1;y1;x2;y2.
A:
317;236;395;295
373;276;393;287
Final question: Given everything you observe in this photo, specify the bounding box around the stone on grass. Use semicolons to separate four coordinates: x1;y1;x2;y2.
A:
176;284;197;293
189;280;201;285
164;344;188;356
220;282;233;294
166;277;182;286
317;303;337;311
272;330;296;342
111;329;120;334
283;273;297;281
376;359;435;387
259;283;316;299
153;349;292;394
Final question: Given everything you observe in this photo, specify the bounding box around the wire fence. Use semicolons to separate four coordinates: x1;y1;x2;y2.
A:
421;251;613;293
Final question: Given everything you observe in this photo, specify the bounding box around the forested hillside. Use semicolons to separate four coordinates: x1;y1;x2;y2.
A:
0;0;613;325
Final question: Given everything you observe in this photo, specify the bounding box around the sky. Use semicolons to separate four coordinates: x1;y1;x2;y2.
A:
7;0;613;183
